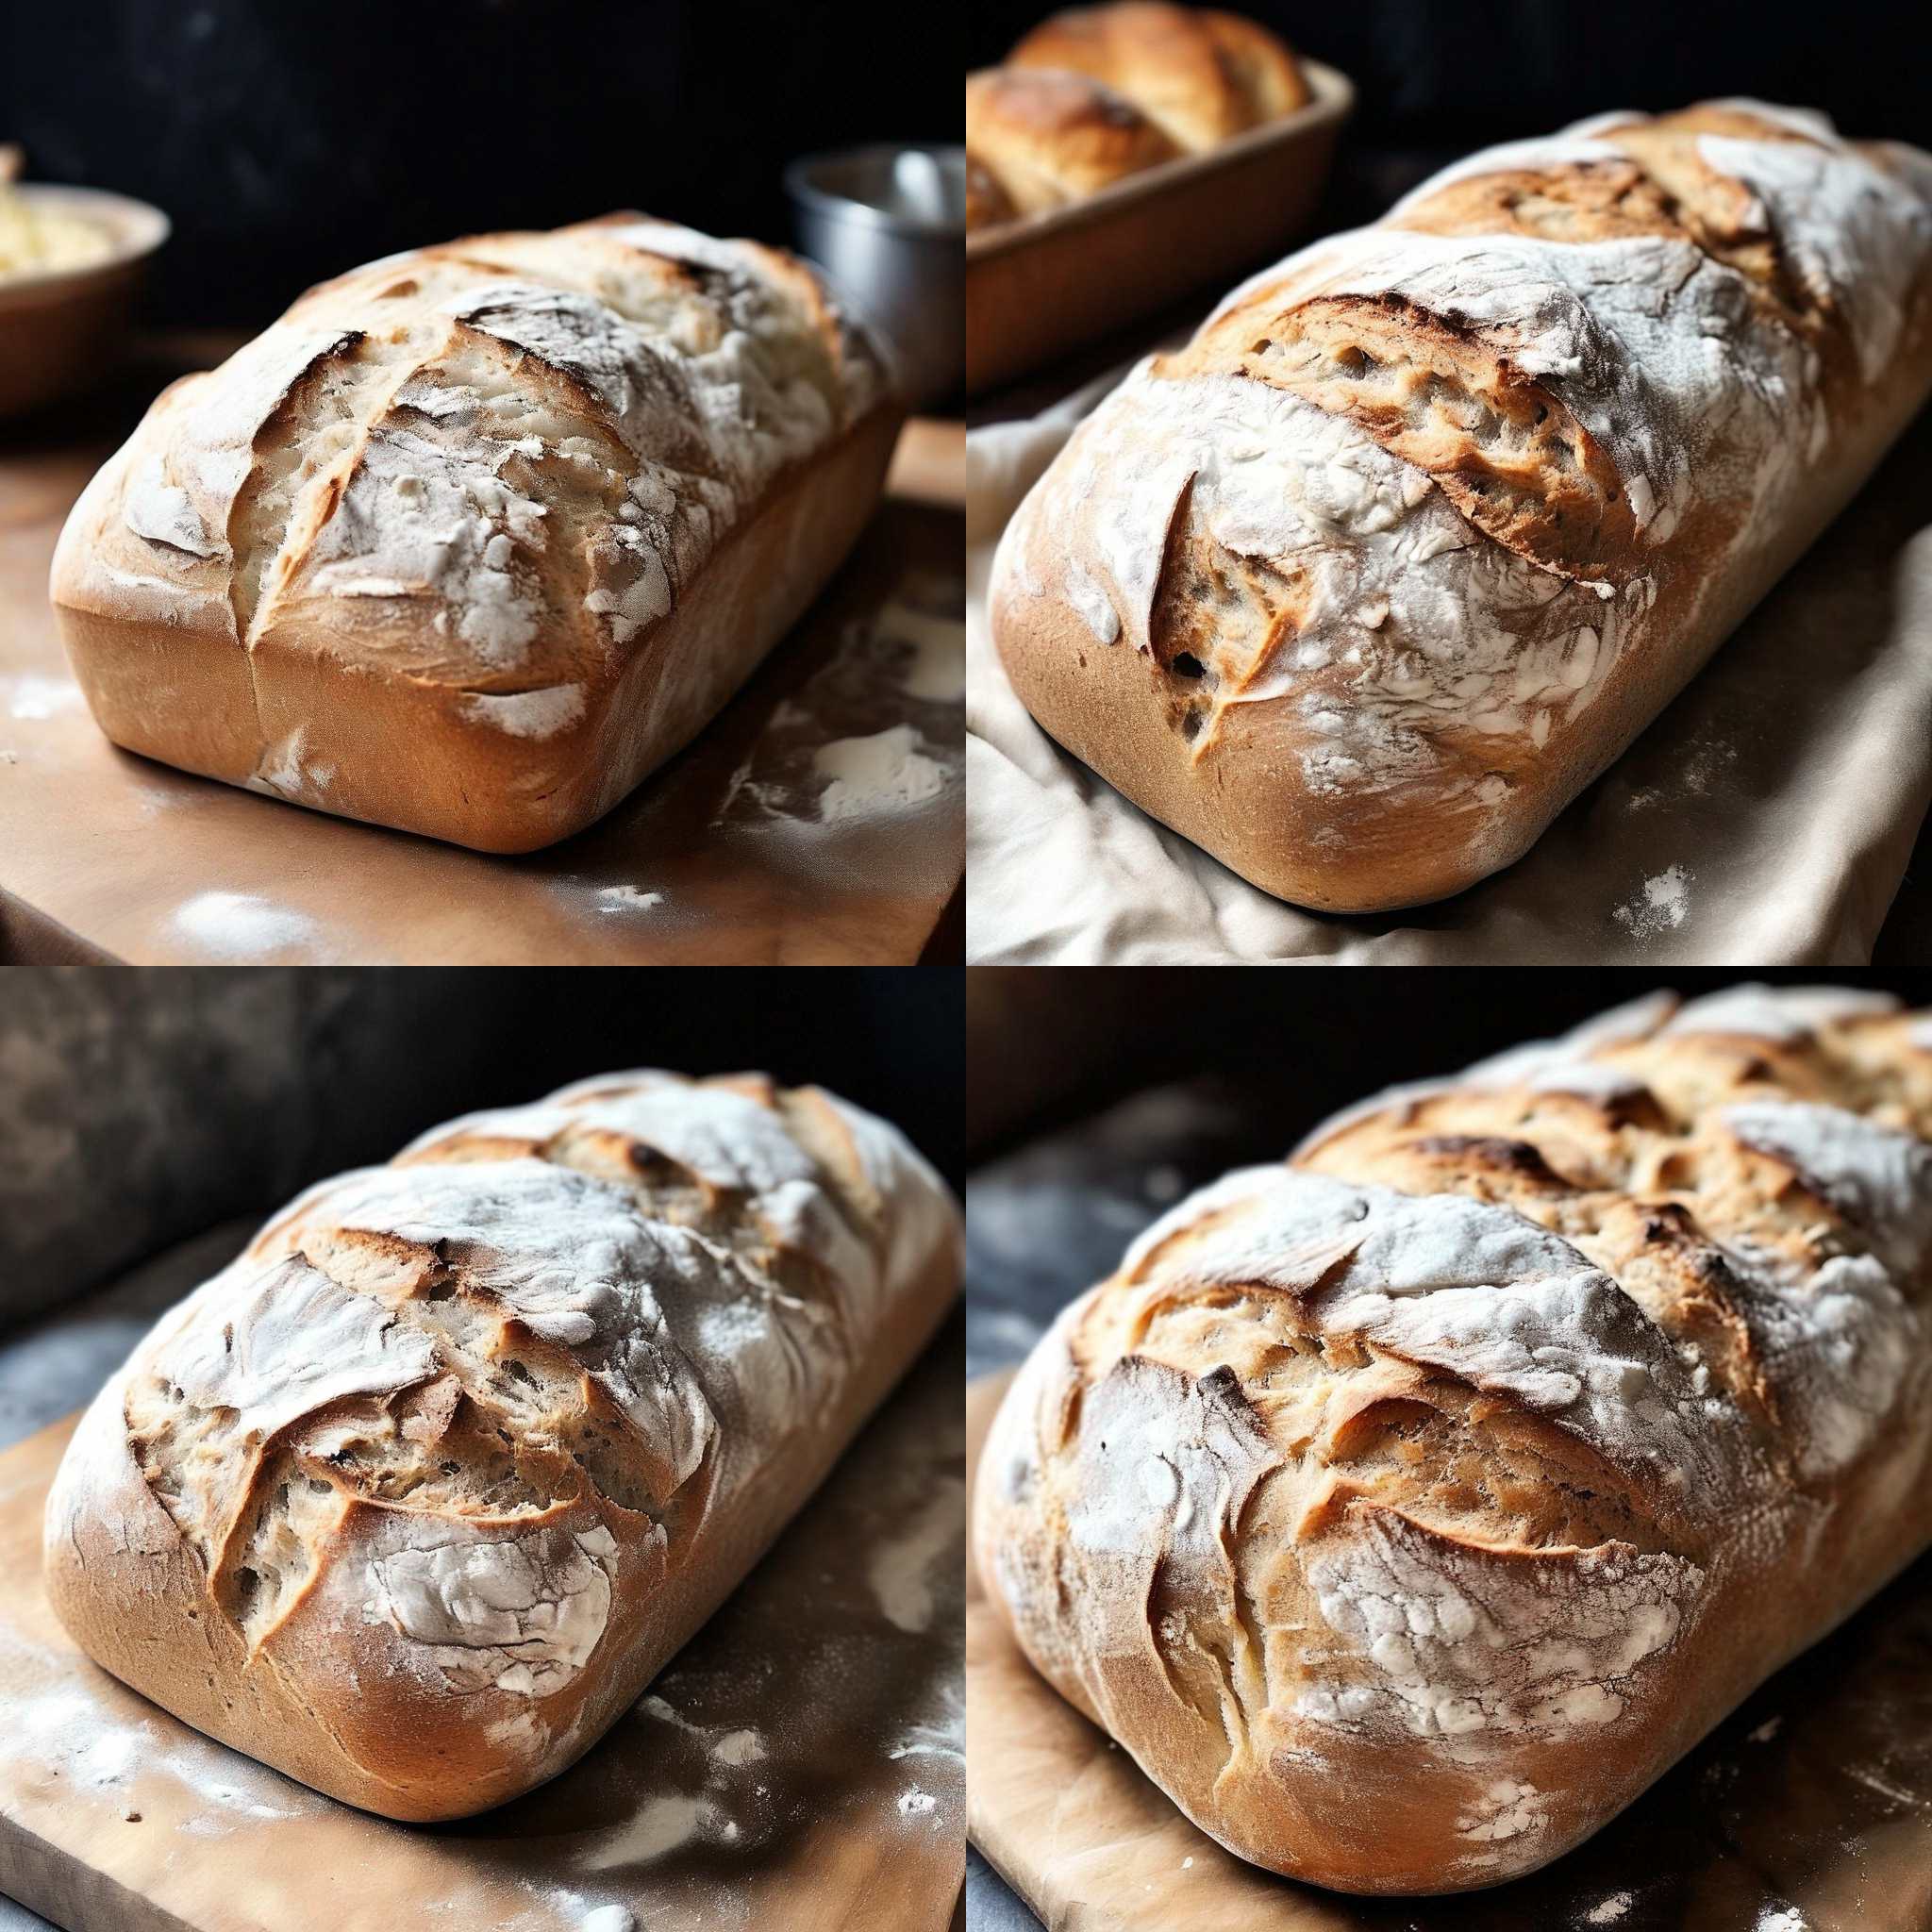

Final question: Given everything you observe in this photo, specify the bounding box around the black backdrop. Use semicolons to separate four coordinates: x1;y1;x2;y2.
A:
1;0;962;329
969;0;1932;147
969;970;1932;1160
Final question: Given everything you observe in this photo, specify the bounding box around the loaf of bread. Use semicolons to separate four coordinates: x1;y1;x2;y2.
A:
966;2;1307;233
966;69;1181;225
45;1070;959;1821
50;216;897;852
990;106;1932;910
974;984;1932;1892
1007;1;1310;151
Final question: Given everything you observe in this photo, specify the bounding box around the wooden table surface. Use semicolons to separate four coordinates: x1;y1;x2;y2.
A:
0;337;965;964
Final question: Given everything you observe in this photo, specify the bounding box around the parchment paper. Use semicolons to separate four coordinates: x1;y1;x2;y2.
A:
965;363;1932;964
0;344;963;965
0;1224;964;1932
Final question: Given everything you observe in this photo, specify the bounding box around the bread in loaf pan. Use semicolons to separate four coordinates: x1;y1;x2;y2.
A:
974;984;1932;1891
966;68;1181;223
44;1071;960;1821
49;216;900;852
990;105;1932;909
1005;2;1310;153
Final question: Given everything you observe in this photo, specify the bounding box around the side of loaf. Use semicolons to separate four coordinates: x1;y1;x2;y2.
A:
973;984;1932;1892
990;105;1932;909
50;215;897;852
45;1070;960;1821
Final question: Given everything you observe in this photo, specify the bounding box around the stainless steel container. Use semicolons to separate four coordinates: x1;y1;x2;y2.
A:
786;144;964;413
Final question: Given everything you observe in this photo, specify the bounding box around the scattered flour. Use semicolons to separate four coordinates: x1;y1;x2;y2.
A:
813;725;947;821
1757;1908;1809;1932
1584;1892;1633;1924
7;675;85;721
579;1792;719;1872
1749;1714;1784;1743
897;1788;937;1817
597;884;665;913
1612;864;1691;940
868;1474;964;1633
579;1909;636;1932
170;891;321;958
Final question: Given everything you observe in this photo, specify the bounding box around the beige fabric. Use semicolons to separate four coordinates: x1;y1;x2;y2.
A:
967;363;1932;964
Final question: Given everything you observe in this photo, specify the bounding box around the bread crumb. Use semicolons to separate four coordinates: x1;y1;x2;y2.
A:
1749;1714;1783;1743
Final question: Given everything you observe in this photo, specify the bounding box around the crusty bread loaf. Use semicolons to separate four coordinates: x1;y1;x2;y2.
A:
45;1070;959;1822
974;984;1932;1893
967;69;1181;221
966;2;1308;235
990;104;1932;911
49;215;897;852
1007;2;1310;152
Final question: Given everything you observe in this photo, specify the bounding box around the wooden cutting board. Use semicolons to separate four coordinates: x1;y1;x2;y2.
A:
0;1329;965;1932
966;1372;1932;1932
0;340;963;966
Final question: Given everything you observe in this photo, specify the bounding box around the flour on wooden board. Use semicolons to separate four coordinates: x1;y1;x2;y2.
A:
172;891;322;958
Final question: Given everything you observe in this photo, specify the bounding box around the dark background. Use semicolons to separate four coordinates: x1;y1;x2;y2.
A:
0;0;962;329
969;969;1932;1157
0;967;961;1328
971;0;1932;240
970;0;1932;146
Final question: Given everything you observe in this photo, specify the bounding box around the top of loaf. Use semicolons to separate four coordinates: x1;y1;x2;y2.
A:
993;103;1932;857
52;216;889;776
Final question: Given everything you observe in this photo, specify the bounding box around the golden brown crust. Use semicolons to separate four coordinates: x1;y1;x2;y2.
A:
975;986;1932;1890
1007;2;1308;151
966;69;1181;217
45;1073;961;1821
965;153;1020;232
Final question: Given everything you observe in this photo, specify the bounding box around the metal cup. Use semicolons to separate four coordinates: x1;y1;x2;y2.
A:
786;144;964;413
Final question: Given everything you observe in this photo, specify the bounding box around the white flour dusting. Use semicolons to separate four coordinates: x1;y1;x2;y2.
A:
579;1792;719;1872
171;891;320;958
579;1909;637;1932
897;1788;937;1817
1612;865;1691;940
1584;1893;1633;1924
867;1474;964;1633
1756;1908;1809;1932
8;675;86;721
598;885;665;913
813;725;947;821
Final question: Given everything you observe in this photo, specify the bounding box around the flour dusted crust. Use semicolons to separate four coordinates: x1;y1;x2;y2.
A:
49;216;899;852
973;985;1932;1891
44;1071;959;1822
990;104;1932;910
